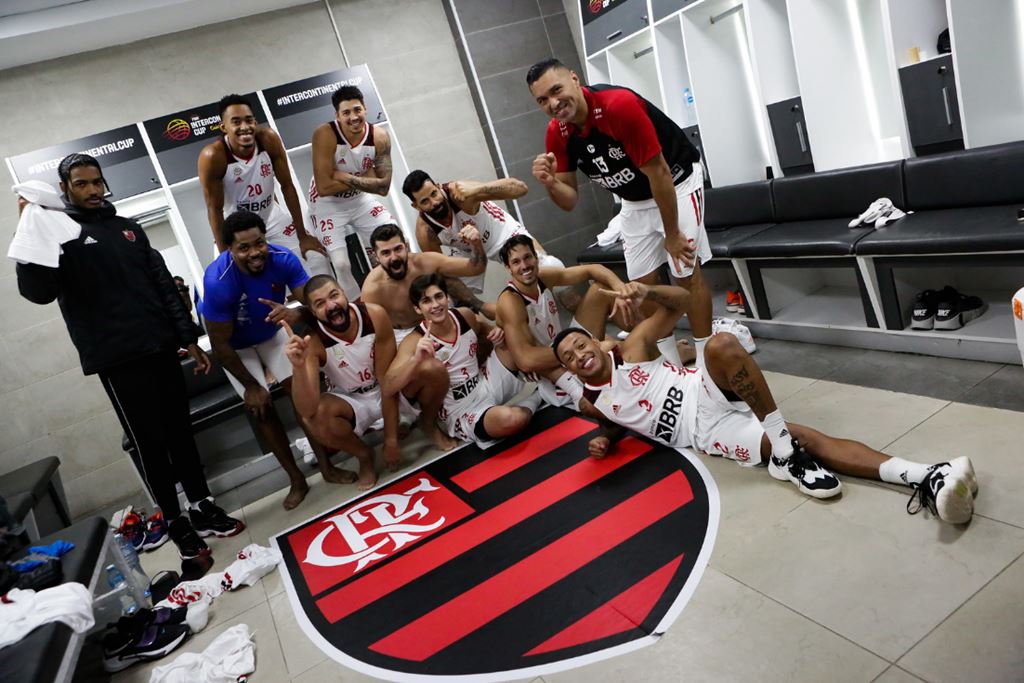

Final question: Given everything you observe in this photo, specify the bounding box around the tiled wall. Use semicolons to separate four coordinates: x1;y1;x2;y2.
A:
446;0;617;263
0;0;496;518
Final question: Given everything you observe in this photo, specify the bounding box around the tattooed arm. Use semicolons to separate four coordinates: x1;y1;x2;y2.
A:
335;127;392;196
615;283;690;363
448;177;528;214
444;276;495;319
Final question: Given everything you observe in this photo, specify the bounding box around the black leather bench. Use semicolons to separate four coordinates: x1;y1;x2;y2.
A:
0;457;71;540
0;516;109;683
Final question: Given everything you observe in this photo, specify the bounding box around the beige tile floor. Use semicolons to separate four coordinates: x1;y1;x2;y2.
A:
114;371;1024;682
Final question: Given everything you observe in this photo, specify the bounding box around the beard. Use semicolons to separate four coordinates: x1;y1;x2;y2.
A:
427;202;450;221
322;304;351;332
384;258;408;281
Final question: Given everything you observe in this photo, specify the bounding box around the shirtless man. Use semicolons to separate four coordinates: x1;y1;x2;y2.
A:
496;234;658;409
309;85;395;297
360;223;487;348
553;283;978;524
404;170;564;315
282;274;442;489
387;274;541;446
198;93;324;261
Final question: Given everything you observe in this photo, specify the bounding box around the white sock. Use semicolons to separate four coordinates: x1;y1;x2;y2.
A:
760;410;793;460
188;496;214;512
879;457;932;487
693;335;710;368
657;335;682;366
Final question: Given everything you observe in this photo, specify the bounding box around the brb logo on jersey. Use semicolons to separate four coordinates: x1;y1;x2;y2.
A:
273;407;718;681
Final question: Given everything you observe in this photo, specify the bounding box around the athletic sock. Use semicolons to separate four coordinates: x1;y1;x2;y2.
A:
693;335;710;368
760;410;793;460
879;457;932;487
657;335;683;366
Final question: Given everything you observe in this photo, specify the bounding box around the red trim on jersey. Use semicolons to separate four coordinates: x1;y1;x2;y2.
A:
506;278;547;303
222;136;258;164
333;120;371;149
423;310;460;346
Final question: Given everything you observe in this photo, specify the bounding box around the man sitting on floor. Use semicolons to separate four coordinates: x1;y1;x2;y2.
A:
552;281;978;524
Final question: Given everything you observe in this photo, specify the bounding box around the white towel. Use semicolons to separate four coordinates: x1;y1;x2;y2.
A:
156;543;282;612
596;212;624;247
8;180;81;267
0;583;95;648
149;624;255;683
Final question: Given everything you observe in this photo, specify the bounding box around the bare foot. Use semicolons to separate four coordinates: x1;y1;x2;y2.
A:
357;458;377;491
677;339;697;366
427;426;460;452
321;465;358;485
283;480;310;510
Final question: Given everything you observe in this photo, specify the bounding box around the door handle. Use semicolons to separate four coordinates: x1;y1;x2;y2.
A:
938;65;947;74
941;87;953;126
606;30;622;41
796;121;808;153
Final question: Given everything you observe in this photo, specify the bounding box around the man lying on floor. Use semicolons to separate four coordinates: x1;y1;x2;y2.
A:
552;281;978;524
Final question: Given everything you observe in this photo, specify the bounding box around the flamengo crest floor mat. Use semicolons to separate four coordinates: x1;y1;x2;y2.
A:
271;406;719;681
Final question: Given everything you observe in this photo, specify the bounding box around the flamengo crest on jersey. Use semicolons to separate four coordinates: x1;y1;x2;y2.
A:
585;351;700;448
421;184;528;260
419;310;484;412
222;137;277;220
309;122;377;206
504;280;562;344
314;303;378;395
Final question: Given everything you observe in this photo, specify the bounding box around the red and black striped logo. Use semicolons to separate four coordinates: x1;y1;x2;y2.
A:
273;407;718;680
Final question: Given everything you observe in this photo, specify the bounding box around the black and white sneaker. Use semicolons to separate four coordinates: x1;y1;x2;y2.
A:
910;289;939;329
168;516;210;560
767;441;842;499
907;456;976;524
934;286;988;330
189;499;246;538
102;621;190;672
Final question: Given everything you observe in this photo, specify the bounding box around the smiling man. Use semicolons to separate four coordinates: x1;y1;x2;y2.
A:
198;93;323;263
308;85;396;297
203;210;356;509
526;58;711;368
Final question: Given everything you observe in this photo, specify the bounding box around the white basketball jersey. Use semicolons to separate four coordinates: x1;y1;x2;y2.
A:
583;351;701;449
419;309;484;412
421;185;528;260
309;121;377;208
221;137;277;222
314;303;377;395
503;280;562;345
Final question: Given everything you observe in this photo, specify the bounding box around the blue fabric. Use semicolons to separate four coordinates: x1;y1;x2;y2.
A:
201;245;309;349
28;540;75;557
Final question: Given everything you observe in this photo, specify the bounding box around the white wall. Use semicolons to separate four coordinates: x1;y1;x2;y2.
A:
886;0;949;67
747;0;800;104
0;0;495;518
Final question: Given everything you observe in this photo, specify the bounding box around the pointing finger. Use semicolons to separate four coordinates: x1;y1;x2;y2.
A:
279;320;296;338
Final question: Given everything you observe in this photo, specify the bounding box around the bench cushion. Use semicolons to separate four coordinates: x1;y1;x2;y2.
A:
905;141;1024;210
773;160;905;222
730;219;872;258
0;457;60;505
855;205;1024;255
577;242;626;265
709;224;776;257
705;180;774;229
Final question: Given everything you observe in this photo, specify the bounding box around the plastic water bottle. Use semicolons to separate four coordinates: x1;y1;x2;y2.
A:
683;87;695;116
114;532;151;602
106;564;139;616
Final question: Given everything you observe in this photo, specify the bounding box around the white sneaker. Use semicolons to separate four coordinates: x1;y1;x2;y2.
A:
767;445;842;499
849;198;894;228
908;457;976;524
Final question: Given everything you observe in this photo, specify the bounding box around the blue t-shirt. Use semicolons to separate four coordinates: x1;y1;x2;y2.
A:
202;245;309;349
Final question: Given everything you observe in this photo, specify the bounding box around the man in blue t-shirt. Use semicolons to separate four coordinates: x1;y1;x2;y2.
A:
203;210;357;509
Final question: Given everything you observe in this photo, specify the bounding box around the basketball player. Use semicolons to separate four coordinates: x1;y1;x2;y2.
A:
387;274;541;446
361;223;487;347
403;170;563;314
309;85;396;297
282;274;449;489
496;234;683;410
526;58;712;367
199;94;324;262
203;210;355;510
553;283;978;524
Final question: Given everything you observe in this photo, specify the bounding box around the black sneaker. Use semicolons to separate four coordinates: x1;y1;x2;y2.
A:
934;286;988;330
907;456;976;524
189;499;246;538
168;516;210;560
910;289;939;329
102;621;190;672
767;440;842;499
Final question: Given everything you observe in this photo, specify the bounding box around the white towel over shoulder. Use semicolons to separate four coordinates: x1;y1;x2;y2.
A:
8;180;81;267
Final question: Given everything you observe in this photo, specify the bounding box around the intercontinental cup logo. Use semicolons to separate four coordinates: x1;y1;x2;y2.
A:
163;118;191;141
589;0;606;13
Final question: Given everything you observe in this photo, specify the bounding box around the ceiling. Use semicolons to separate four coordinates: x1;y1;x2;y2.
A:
0;0;319;71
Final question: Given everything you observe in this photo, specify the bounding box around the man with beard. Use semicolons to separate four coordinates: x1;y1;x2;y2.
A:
360;223;487;348
203;210;356;510
403;170;562;315
308;85;396;297
199;94;325;266
553;283;978;524
282;274;445;490
387;274;541;446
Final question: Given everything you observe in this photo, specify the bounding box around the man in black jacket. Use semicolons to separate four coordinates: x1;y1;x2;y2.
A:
16;153;244;560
